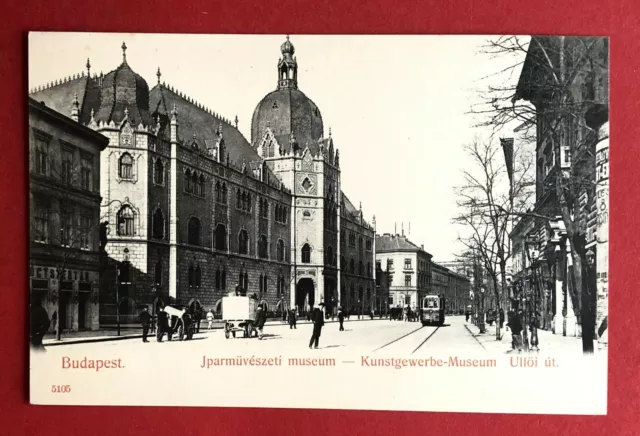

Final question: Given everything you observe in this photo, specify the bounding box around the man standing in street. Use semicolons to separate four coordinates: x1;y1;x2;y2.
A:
289;306;297;329
255;304;267;340
206;308;214;330
139;307;151;343
30;299;50;352
156;309;169;342
309;303;325;349
338;307;345;331
508;309;524;352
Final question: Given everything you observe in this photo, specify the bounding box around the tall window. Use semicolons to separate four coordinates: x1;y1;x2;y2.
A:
263;275;268;294
222;183;228;204
277;239;285;262
366;239;372;251
216;269;227;290
195;266;202;288
152;208;164;240
238;230;249;255
62;148;74;184
61;204;73;247
367;262;372;277
192;172;200;196
359;261;364;276
189;266;195;288
359;237;363;253
258;235;268;259
301;244;311;263
239;271;249;289
35;138;48;175
236;190;242;209
259;274;264;293
215;182;221;202
198;174;205;197
260;199;269;218
405;274;411;287
350;259;355;274
119;153;133;180
117;205;135;236
154;261;162;286
404;258;412;270
184;169;192;193
33;201;49;243
215;224;227;250
188;217;201;245
154;159;164;185
79;212;92;250
81;155;93;191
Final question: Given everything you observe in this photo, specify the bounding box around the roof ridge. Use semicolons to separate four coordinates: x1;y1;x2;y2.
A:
163;81;234;127
30;71;87;94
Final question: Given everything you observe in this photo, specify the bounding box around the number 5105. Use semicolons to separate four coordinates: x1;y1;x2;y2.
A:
51;385;71;393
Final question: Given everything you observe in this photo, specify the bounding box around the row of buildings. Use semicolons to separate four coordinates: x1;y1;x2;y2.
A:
29;37;470;332
508;36;608;344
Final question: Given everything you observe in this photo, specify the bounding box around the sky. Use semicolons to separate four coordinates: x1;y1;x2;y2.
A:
28;33;527;262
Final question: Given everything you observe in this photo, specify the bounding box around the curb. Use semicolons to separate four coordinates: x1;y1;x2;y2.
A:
463;324;487;351
43;318;389;347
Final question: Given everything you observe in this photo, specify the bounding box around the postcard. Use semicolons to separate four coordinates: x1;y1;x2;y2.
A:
28;33;609;414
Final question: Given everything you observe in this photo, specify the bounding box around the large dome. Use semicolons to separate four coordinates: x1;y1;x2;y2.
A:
250;36;324;150
95;42;153;126
251;88;324;148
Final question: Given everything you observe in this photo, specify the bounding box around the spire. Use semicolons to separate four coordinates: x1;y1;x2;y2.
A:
124;107;129;119
121;42;128;63
277;35;298;90
234;115;239;128
329;127;332;138
70;93;80;122
86;58;91;76
156;67;162;85
171;103;178;121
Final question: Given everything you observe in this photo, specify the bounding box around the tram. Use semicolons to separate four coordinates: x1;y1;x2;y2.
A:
421;294;445;326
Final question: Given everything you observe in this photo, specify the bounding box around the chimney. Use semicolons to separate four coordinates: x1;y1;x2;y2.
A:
421;244;424;250
402;222;404;236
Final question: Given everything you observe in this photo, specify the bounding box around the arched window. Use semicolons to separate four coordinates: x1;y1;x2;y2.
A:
221;270;227;290
259;274;264;293
195;266;201;288
350;259;355;274
119;153;133;179
154;159;164;185
367;262;372;277
258;235;268;259
192;172;199;196
199;175;205;197
215;181;221;202
326;246;333;265
215;224;227;251
152;208;164;240
277;239;285;262
359;237;363;252
215;269;221;290
238;230;249;255
222;184;228;204
244;272;249;289
301;243;311;264
280;276;285;297
154;260;162;286
241;192;247;211
187;217;201;246
341;256;346;271
246;194;252;212
359;261;364;276
263;275;268;294
184;169;192;193
116;205;135;236
236;189;242;209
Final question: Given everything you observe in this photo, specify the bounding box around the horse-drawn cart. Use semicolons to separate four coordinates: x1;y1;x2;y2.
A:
164;305;196;341
222;295;258;339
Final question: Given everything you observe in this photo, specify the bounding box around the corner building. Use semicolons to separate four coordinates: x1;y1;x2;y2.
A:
30;37;374;320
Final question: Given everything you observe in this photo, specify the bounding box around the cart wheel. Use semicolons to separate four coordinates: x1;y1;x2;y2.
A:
177;323;184;341
232;331;236;338
225;330;230;339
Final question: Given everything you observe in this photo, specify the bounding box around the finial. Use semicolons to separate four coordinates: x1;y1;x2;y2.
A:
359;202;362;210
218;123;223;137
171;103;178;119
121;42;127;62
124;107;129;118
286;34;290;41
86;58;91;75
234;115;238;128
70;93;80;121
193;132;197;140
156;67;161;84
90;108;95;122
329;127;332;137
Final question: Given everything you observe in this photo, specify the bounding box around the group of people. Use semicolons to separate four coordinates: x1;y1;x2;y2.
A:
389;306;418;322
139;306;195;343
505;308;540;352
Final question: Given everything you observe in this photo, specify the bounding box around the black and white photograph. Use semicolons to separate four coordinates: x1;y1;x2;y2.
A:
28;33;609;414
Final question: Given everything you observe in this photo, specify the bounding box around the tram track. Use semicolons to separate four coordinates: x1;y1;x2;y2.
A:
372;324;441;353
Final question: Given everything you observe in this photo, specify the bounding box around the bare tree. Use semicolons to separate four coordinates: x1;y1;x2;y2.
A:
470;36;609;353
454;137;535;340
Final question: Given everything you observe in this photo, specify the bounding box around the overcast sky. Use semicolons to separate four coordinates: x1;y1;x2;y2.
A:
28;33;527;262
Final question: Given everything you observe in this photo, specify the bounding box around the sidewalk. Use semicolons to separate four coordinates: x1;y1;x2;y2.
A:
42;316;387;346
463;321;584;356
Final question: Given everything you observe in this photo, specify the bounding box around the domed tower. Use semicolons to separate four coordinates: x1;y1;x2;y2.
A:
251;36;324;152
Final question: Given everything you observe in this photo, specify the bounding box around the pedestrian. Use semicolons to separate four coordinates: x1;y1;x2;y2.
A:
139;307;151;343
530;311;540;351
206;308;214;330
499;308;505;329
255;304;267;339
338;307;345;331
289;306;297;329
30;300;50;352
509;309;524;352
309;303;325;349
156;309;169;342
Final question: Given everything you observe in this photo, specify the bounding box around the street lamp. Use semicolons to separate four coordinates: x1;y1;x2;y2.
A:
586;249;595;267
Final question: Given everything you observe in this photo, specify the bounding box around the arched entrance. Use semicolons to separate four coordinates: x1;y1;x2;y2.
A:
296;278;315;311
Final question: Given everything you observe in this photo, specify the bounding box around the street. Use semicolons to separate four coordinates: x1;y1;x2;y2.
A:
42;315;490;357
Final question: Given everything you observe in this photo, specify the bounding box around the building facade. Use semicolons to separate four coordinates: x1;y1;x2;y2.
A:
513;36;609;339
29;97;109;332
431;262;471;315
375;233;432;311
29;37;375;322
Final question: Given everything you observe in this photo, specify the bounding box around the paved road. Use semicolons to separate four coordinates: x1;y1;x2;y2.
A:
42;315;485;358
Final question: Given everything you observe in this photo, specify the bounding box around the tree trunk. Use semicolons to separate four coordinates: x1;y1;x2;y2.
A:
55;295;61;341
571;234;594;354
